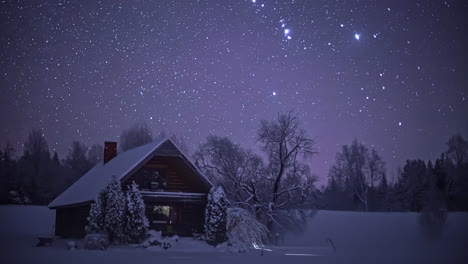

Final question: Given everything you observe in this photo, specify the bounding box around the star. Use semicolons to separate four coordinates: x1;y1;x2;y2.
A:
272;91;277;96
354;33;361;40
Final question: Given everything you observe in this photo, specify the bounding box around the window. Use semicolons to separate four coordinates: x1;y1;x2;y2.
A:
134;167;166;190
152;206;170;224
148;205;177;224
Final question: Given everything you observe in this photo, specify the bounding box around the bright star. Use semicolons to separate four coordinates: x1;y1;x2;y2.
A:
355;33;360;40
284;28;290;35
272;91;277;96
252;0;256;3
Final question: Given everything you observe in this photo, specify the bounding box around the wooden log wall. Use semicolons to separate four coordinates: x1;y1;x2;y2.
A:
123;156;206;193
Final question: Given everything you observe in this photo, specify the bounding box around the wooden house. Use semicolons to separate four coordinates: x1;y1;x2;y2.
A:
48;139;213;238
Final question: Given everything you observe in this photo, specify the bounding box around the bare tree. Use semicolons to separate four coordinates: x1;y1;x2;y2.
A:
195;111;317;229
23;129;50;199
194;136;266;217
119;123;153;151
24;129;49;159
445;134;468;165
258;111;317;226
329;139;386;212
87;144;104;166
65;140;92;176
368;148;386;188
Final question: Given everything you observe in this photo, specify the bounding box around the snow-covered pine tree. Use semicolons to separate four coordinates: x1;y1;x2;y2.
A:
124;181;149;243
85;191;105;234
86;176;126;242
103;175;126;242
204;186;228;245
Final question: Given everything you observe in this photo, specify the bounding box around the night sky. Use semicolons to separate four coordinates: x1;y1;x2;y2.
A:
1;0;467;185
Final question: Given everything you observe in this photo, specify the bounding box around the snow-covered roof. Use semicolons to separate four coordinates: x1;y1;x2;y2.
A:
48;138;212;209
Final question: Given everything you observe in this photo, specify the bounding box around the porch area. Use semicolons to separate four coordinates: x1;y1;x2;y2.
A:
142;191;207;236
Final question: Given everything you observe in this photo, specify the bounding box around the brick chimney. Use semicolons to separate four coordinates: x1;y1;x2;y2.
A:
104;141;117;164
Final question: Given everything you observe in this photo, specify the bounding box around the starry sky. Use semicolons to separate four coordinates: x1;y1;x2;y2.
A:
1;0;467;185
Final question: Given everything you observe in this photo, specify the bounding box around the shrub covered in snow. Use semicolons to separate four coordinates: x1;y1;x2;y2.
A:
84;233;110;250
143;230;163;247
204;186;228;245
85;176;126;243
142;230;178;250
67;241;77;250
124;181;149;243
227;207;269;246
192;233;206;241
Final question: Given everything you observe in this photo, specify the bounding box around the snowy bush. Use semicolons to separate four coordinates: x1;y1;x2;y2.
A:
85;176;126;243
84;233;110;250
192;233;206;241
143;230;163;247
124;181;149;243
67;241;77;250
204;186;228;245
142;230;178;250
227;207;269;246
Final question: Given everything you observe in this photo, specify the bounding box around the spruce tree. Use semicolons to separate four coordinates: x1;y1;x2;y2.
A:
204;186;228;245
124;181;149;243
86;176;125;243
104;176;126;242
86;191;106;234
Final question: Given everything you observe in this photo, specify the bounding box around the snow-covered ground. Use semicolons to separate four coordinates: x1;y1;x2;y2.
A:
285;210;468;260
1;205;467;263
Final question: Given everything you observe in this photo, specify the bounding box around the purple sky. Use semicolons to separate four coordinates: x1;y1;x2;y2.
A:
1;0;467;186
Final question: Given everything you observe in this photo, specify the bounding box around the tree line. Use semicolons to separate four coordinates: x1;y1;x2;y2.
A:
0;129;100;205
1;112;466;222
320;135;468;213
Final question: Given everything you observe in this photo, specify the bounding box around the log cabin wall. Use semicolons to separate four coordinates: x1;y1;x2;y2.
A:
56;205;90;238
123;155;207;193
